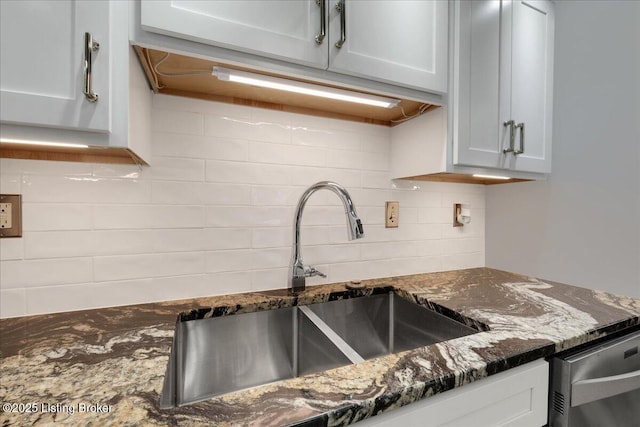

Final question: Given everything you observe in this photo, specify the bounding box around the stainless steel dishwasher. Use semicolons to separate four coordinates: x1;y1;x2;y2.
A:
549;329;640;427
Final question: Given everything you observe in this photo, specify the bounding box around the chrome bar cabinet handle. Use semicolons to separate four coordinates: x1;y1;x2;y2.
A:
83;32;99;103
503;120;515;153
335;0;346;48
315;0;326;44
514;122;525;155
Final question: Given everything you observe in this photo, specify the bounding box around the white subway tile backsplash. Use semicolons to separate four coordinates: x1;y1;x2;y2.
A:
153;108;204;135
252;227;291;248
152;181;206;204
205;160;292;185
151;229;208;253
249;141;326;167
205;115;292;144
304;244;360;265
0;238;23;260
0;288;26;318
418;207;452;224
326;149;363;169
203;183;252;206
93;205;205;229
251;268;288;291
1;159;92;176
92;164;143;180
207;206;292;228
93;252;205;282
289;166;361;188
0;94;485;317
206;249;251;273
207;271;252;295
25;231;96;259
23;204;93;231
361;171;392;189
0;174;21;193
1;258;93;288
360;151;389;171
152;132;250;161
148;157;205;181
205;228;252;251
23;175;151;204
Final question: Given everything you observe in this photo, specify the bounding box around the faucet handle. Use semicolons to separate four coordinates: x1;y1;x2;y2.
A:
304;266;326;278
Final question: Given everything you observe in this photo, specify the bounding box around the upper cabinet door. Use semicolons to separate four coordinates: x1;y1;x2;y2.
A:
0;0;110;132
327;0;448;93
508;0;554;173
454;0;553;174
140;0;327;69
453;0;503;169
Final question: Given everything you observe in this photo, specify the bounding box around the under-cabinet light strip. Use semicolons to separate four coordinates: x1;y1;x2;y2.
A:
0;138;89;148
472;174;511;180
212;66;401;109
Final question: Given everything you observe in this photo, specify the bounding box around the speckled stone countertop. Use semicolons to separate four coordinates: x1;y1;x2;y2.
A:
1;268;639;426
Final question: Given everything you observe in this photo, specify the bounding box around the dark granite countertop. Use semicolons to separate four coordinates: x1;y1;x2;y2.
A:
1;268;639;426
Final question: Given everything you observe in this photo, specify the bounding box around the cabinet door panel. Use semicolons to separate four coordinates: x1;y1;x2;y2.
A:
0;0;110;132
509;0;554;173
454;0;504;168
328;0;447;92
141;0;327;68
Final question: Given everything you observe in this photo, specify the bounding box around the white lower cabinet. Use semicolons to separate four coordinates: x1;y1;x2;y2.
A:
356;359;549;427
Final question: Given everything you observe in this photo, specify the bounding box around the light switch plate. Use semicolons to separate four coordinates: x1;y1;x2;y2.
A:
0;194;22;238
385;201;399;228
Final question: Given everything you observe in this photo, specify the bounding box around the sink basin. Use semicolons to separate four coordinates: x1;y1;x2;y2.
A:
160;291;479;408
308;292;478;359
159;306;352;408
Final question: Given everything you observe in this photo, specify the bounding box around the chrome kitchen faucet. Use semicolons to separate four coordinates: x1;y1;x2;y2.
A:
289;181;364;294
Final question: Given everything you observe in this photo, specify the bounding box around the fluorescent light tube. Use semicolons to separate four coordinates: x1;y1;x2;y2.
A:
212;66;400;109
472;174;511;180
0;138;89;148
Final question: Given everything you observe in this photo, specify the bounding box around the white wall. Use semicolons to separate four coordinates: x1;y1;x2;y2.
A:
0;95;485;318
486;0;640;297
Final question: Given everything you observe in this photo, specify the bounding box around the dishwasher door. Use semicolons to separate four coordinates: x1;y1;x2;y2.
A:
549;329;640;427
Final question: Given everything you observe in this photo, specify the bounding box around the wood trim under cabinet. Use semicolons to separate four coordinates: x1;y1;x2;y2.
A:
400;172;530;185
0;142;148;165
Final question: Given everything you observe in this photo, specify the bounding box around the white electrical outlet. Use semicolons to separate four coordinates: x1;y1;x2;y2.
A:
0;194;22;237
0;203;12;228
385;201;399;228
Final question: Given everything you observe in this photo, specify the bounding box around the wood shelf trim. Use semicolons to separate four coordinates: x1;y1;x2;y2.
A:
0;143;147;165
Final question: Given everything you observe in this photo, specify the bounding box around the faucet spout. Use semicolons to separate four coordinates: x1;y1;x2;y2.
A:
289;181;364;294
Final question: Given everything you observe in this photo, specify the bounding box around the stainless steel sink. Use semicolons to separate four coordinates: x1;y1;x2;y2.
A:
159;306;352;408
160;291;479;408
307;292;478;360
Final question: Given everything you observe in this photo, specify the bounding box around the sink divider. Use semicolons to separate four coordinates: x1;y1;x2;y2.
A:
298;306;365;364
292;306;299;377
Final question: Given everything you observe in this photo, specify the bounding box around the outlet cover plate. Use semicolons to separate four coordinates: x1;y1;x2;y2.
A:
385;201;399;228
0;194;22;238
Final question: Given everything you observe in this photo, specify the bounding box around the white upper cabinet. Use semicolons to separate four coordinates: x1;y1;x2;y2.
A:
0;0;110;132
139;0;447;93
0;1;151;162
140;0;327;68
328;0;448;92
454;0;554;174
